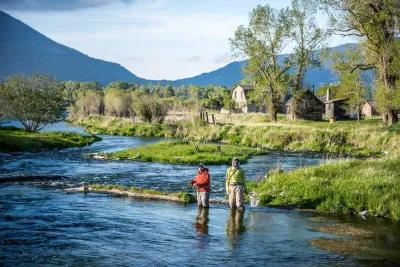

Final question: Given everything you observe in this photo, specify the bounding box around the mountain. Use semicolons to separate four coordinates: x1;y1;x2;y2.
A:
174;43;369;88
0;10;148;85
0;10;372;88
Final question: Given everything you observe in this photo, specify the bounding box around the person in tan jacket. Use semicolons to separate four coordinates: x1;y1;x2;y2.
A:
225;158;247;209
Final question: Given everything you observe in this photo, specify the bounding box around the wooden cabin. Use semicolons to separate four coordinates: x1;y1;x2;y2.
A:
323;88;351;119
285;90;324;120
231;84;257;113
362;100;379;117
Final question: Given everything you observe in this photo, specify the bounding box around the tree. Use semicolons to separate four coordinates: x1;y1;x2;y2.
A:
132;95;169;123
230;5;292;121
104;88;131;117
329;46;368;120
0;74;67;132
69;89;104;119
289;0;328;119
321;0;400;124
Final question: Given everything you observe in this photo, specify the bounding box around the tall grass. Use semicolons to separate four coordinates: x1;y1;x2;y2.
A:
71;115;400;157
104;141;265;164
0;126;100;152
253;158;400;220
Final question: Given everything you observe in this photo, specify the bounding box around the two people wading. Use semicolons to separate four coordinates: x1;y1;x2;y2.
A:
190;158;248;210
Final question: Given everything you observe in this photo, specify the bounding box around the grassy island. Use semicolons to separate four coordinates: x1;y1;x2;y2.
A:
82;184;196;203
101;141;266;165
252;157;400;220
0;126;101;152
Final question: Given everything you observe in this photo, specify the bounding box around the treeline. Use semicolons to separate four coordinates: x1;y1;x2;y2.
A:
65;81;233;123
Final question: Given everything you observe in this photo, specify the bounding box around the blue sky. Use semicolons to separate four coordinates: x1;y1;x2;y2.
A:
1;0;354;80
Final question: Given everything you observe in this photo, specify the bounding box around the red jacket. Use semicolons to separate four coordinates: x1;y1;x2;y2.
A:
192;168;211;192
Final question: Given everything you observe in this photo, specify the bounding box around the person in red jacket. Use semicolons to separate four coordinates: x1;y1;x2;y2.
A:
191;163;211;208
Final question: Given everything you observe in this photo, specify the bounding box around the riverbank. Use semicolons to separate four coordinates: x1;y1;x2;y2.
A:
100;141;266;164
252;157;400;221
70;115;400;157
0;126;100;152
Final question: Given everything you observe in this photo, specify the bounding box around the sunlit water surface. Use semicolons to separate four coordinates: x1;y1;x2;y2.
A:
1;122;399;266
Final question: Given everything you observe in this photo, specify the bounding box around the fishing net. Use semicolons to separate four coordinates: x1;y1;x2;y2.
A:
249;192;259;207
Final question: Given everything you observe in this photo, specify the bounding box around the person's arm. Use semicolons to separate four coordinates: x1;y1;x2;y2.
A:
191;175;197;186
225;168;230;195
240;169;248;194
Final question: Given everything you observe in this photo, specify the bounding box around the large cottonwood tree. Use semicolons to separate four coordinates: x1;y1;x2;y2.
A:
230;5;292;121
322;0;400;124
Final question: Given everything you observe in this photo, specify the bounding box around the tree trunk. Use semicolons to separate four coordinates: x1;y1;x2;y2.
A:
387;110;398;125
383;113;388;124
270;107;278;122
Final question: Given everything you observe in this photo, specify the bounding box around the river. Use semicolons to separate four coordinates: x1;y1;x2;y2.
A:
0;122;399;266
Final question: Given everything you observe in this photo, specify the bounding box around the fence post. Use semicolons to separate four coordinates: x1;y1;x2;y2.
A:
211;114;216;125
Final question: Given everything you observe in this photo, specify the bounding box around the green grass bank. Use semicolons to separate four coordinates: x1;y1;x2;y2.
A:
102;141;266;164
72;115;400;157
87;184;195;203
0;126;100;152
251;157;400;220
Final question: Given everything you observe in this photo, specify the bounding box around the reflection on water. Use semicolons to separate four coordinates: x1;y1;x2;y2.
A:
194;206;209;235
226;208;246;248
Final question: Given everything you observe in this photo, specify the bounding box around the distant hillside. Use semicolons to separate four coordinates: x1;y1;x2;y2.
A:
0;10;373;88
0;10;148;85
174;43;374;88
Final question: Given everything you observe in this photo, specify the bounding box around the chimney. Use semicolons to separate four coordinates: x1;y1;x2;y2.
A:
326;87;330;102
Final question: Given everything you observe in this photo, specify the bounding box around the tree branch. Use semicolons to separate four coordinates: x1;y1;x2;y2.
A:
350;64;376;72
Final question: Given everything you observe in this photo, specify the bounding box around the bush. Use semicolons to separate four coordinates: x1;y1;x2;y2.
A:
133;95;169;123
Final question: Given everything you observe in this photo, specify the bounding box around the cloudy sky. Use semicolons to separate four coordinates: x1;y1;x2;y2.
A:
0;0;354;80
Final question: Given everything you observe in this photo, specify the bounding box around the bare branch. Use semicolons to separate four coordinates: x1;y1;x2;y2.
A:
350;64;376;73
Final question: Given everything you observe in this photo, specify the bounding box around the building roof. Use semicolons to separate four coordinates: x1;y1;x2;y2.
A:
365;100;377;109
237;84;254;92
324;97;349;104
285;90;323;106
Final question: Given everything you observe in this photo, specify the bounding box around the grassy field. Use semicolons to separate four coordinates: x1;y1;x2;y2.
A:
72;115;400;157
102;141;265;164
0;126;100;152
251;157;400;220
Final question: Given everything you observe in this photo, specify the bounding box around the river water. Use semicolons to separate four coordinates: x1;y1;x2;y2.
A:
0;122;399;266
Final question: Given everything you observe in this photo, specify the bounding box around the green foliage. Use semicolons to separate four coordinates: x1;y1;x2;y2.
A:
231;4;292;121
103;88;132;117
104;141;266;165
0;74;67;132
322;0;400;124
327;45;368;120
253;157;400;220
290;0;327;94
175;192;196;203
68;89;104;119
0;126;100;152
132;95;169;123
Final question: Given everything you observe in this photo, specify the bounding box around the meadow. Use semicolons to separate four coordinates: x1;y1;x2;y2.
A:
0;126;100;152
